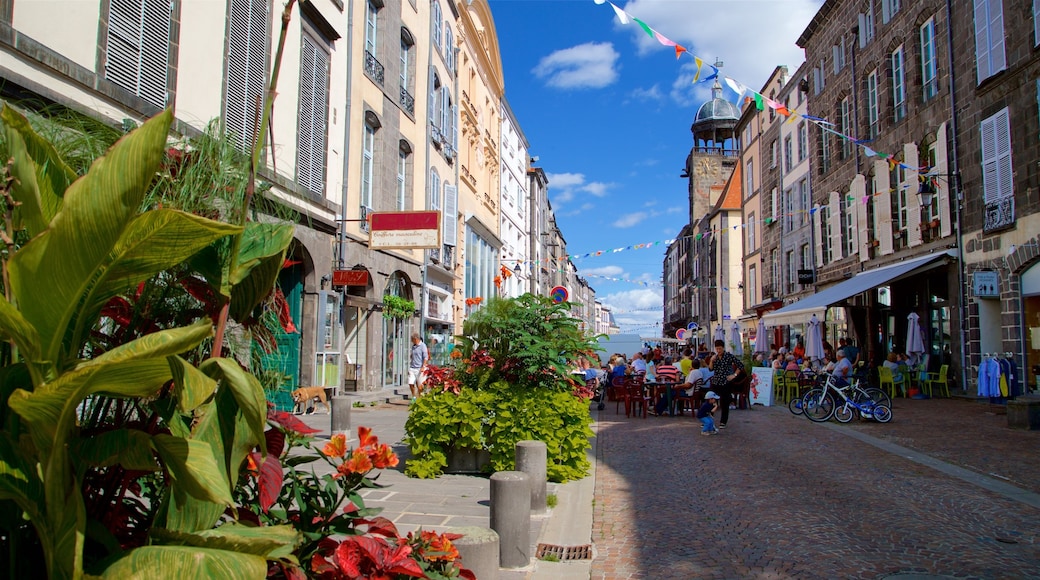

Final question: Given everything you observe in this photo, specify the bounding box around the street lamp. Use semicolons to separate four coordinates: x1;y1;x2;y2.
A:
917;180;934;207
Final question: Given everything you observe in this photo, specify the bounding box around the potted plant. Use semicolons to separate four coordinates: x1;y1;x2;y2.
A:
382;294;415;319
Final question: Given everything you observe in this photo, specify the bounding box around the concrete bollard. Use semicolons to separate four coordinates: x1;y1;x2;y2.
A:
445;526;499;580
515;440;547;514
489;471;531;569
331;396;351;436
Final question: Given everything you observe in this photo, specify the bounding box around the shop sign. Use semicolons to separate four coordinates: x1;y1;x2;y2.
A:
797;269;815;284
972;270;999;298
369;211;441;249
333;270;369;286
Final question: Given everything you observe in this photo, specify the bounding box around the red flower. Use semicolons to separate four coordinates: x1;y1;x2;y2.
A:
336;449;373;478
322;433;348;458
369;444;399;469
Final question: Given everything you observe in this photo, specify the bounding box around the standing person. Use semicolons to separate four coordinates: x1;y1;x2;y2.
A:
679;348;694;379
698;391;720;435
707;339;745;429
837;338;861;366
408;333;429;399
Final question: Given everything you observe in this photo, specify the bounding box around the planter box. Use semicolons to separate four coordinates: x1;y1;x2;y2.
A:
445;447;491;473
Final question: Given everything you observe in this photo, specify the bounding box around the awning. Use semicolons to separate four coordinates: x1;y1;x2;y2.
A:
762;251;955;327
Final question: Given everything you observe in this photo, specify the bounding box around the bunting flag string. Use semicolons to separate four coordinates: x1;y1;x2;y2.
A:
591;0;920;171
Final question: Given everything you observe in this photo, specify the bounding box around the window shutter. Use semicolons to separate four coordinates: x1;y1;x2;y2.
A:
980;113;997;204
226;0;270;152
832;45;840;74
851;175;868;261
297;34;328;195
974;0;995;83
443;184;457;246
429;170;440;210
882;0;890;24
995;108;1013;202
935;122;952;237
106;0;170;109
988;0;1006;77
829;191;843;260
858;13;867;48
1034;0;1040;47
874;161;894;255
813;205;823;266
904;143;923;247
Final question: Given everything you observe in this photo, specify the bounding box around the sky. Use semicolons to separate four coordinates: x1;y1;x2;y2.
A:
487;0;824;335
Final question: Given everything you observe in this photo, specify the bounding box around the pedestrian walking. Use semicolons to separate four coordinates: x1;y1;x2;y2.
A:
408;333;429;399
707;339;745;429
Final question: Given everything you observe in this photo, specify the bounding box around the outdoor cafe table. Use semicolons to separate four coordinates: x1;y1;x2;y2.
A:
644;382;680;415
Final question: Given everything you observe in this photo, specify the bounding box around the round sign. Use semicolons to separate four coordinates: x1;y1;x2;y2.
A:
675;329;686;340
550;286;569;303
687;322;698;331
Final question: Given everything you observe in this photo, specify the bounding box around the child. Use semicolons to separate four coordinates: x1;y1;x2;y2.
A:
698;391;720;435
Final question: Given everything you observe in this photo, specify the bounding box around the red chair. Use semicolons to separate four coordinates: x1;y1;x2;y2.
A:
626;381;650;418
611;377;628;414
673;378;704;416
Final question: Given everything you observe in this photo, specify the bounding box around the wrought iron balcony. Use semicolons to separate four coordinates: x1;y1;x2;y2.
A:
399;85;414;115
364;50;384;86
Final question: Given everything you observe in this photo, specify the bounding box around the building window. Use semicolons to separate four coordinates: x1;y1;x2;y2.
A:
819;126;831;174
784;186;795;231
397;145;408;211
771;248;780;292
891;46;905;122
440;86;454;149
429;74;441;132
882;0;900;24
833;41;846;74
1035;0;1040;47
768;90;776;121
444;26;454;73
924;142;940;221
104;0;171;109
839;97;852;159
891;163;907;232
748;265;757;307
400;37;410;90
431;0;442;54
843;195;856;256
974;0;1006;84
297;30;330;196
821;206;832;264
801;243;811;271
429;167;440;211
859;4;875;47
799;179;809;227
745;160;754;198
770;139;778;168
920;19;938;100
365;1;379;56
466;226;498;305
225;0;270;153
783;136;793;173
361;122;375;209
786;250;796;293
980;107;1013;206
867;69;879;138
797;121;808;161
747;212;756;253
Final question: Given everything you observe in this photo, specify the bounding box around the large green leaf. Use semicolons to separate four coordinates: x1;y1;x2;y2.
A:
200;358;267;452
230;223;294;287
228;252;284;322
168;355;217;413
8;110;173;365
0;433;44;521
72;429;158;471
1;104;74;230
99;545;268;579
152;434;233;505
83;319;212;369
152;524;300;560
0;293;42;366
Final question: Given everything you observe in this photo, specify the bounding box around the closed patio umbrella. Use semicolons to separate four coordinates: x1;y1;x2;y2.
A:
906;312;926;366
805;314;825;361
729;322;744;356
754;318;769;354
714;324;726;342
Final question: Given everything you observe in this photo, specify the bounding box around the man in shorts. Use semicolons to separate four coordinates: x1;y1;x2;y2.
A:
408;333;429;399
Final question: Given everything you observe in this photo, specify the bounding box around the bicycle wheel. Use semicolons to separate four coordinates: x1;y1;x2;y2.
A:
856;387;892;410
788;393;804;415
871;403;893;423
802;389;835;422
834;402;855;423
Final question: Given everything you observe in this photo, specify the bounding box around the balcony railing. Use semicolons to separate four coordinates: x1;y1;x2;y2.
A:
364;50;384;86
399;85;414;115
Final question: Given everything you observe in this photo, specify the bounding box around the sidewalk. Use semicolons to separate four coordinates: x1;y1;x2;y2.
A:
298;392;597;579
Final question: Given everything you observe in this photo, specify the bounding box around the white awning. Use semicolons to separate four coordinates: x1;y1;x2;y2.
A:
762;251;955;327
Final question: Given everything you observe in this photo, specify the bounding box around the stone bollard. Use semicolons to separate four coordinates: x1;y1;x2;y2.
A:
515;440;547;514
489;471;531;569
331;396;351;436
445;526;499;580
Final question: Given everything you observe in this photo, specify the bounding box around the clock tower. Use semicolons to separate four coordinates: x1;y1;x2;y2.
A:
686;79;740;223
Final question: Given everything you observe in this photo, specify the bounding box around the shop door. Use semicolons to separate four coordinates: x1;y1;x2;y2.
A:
258;266;302;408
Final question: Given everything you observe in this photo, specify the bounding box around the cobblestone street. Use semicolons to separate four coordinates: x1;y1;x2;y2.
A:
590;399;1040;579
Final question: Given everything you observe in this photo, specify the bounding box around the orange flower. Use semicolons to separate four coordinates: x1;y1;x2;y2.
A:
357;426;378;449
322;433;348;458
369;443;400;469
336;449;374;477
417;530;461;562
450;350;463;359
493;275;502;288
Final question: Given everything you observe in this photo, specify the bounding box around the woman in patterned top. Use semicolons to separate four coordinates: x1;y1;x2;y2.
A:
707;339;744;429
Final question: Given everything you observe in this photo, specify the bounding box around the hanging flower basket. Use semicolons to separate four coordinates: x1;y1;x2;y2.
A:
382;295;415;320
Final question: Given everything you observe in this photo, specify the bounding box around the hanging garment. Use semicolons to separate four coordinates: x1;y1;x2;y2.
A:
978;358;1001;397
997;358;1012;398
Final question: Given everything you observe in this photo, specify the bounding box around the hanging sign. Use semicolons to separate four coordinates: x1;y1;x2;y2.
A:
332;270;369;287
369;211;441;249
972;271;999;298
550;286;570;303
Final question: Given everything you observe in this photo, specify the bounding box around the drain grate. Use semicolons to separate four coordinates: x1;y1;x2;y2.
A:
535;543;592;561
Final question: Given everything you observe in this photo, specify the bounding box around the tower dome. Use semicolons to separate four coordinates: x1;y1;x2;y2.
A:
691;80;738;152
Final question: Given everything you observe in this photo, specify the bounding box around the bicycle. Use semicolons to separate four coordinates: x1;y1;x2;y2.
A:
801;374;892;423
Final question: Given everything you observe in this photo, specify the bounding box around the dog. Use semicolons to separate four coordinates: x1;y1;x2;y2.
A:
291;386;331;414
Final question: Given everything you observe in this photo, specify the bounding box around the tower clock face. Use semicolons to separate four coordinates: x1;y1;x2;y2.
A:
698;158;719;178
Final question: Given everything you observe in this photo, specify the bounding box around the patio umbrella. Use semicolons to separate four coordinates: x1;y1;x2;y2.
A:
714;324;726;342
754;318;769;354
805;314;825;361
729;322;744;356
906;312;926;366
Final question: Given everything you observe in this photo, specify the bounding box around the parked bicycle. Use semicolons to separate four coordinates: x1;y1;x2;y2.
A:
801;374;892;423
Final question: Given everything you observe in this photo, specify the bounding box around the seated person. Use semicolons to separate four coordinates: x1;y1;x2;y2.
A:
630;352;648;376
830;350;853;385
883;352;906;394
784;354;800;372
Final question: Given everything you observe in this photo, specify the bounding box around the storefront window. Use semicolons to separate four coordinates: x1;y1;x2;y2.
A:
1023;262;1040;391
382;272;411;387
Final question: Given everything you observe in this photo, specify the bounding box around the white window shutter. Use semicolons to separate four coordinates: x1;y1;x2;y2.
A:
936;122;953;237
106;0;170;109
297;35;328;196
904;143;923;247
859;13;867;48
974;0;991;83
989;0;1006;76
980;113;997;204
875;161;894;255
813;205;823;266
852;175;868;262
829;191;843;260
226;0;269;152
995;108;1013;200
443;184;458;246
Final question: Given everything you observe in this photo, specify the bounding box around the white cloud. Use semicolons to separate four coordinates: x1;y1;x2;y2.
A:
583;182;609;197
613;212;648;228
533;42;621;89
665;206;684;214
582;265;625;277
547;172;613;205
547;172;586;188
628;84;663;102
614;1;821;106
602;288;664;333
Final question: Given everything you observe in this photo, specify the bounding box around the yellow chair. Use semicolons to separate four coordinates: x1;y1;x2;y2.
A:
782;370;801;404
923;365;950;398
877;366;905;399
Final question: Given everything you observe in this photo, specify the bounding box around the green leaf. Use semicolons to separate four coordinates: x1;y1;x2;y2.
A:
151;523;300;560
152;434;234;505
8;110;173;365
230;223;294;287
84;319;213;369
72;429;158;471
0;433;44;520
0;293;42;365
1;103;74;230
168;355;217;413
100;546;268;579
228;252;283;322
200;358;267;452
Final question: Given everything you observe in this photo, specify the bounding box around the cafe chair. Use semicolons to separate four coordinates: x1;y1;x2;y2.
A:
611;377;628;414
673;378;704;415
877;366;905;399
626;379;650;418
923;364;950;398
